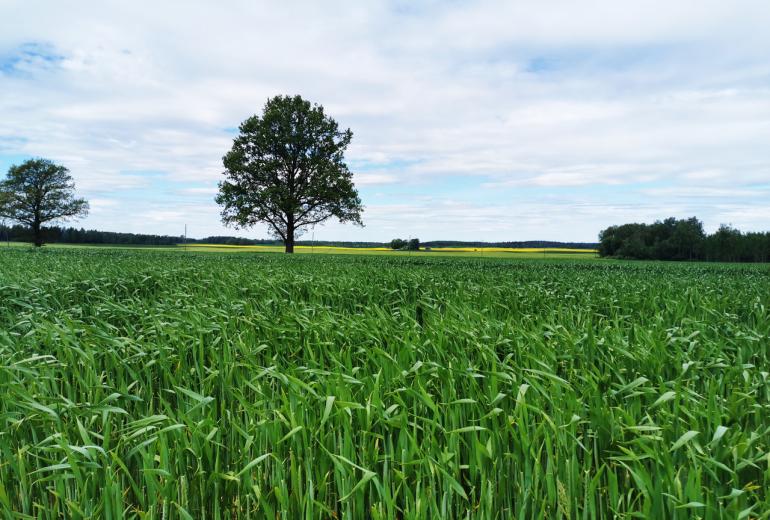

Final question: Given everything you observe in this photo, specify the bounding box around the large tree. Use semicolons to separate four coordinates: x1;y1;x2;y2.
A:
0;158;89;247
216;95;363;253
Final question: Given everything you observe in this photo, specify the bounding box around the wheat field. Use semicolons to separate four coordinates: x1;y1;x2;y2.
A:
1;248;768;518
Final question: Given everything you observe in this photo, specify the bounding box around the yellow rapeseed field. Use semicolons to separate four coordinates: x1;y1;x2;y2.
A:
184;244;597;255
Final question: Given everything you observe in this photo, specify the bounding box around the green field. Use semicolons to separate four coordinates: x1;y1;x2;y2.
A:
1;248;768;518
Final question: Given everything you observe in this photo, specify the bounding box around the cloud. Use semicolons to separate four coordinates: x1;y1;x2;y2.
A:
639;187;768;199
177;186;219;196
0;0;769;241
354;173;400;186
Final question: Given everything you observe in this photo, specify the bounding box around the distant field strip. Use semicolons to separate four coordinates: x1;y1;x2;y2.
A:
2;242;598;257
427;247;596;253
0;249;767;518
185;243;392;252
184;243;598;255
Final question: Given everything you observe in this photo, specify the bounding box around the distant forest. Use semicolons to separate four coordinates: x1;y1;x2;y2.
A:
599;217;770;263
0;224;598;249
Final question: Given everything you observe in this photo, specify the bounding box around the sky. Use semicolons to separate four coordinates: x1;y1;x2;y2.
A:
1;0;769;242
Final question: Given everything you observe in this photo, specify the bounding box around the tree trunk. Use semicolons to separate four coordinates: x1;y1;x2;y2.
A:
285;223;295;254
32;221;42;247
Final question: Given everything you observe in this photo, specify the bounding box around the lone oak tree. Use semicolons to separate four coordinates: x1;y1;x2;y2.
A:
216;95;363;253
0;158;89;247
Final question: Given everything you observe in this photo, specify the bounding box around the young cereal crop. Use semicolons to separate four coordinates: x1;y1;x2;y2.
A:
0;248;768;518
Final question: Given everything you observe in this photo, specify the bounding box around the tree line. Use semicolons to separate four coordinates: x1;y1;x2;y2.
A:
598;217;770;263
0;223;386;248
0;224;599;251
0;223;181;246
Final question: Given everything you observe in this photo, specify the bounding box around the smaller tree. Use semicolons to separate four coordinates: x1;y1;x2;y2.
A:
406;238;420;251
0;159;89;247
390;238;406;250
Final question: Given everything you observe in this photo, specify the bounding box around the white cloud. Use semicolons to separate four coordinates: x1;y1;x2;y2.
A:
178;186;219;196
639;187;767;199
1;0;769;241
354;173;400;186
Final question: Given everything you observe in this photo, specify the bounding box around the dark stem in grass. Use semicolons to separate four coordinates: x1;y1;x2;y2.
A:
416;304;424;329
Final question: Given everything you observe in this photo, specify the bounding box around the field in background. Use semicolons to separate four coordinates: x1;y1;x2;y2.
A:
185;243;598;258
2;241;598;259
1;248;768;518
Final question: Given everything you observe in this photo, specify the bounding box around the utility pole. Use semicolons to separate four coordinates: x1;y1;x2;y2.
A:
2;219;9;247
184;224;187;251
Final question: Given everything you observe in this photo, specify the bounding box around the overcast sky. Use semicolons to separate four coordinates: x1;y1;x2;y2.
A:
1;0;769;242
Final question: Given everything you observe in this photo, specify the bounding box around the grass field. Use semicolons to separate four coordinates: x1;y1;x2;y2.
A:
1;248;768;518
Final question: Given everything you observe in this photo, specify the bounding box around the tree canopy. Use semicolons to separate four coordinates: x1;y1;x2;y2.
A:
0;158;89;246
598;217;770;263
216;95;363;253
389;238;420;251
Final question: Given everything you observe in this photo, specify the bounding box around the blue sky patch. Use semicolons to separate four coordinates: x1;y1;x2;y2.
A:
0;41;64;76
0;153;33;175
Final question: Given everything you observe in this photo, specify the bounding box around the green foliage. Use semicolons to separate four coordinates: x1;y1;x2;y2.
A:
217;95;363;253
389;238;419;250
0;158;89;247
1;249;769;518
599;217;770;262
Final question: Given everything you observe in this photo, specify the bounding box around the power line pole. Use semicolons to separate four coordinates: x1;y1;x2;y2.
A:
311;227;315;254
2;219;8;247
